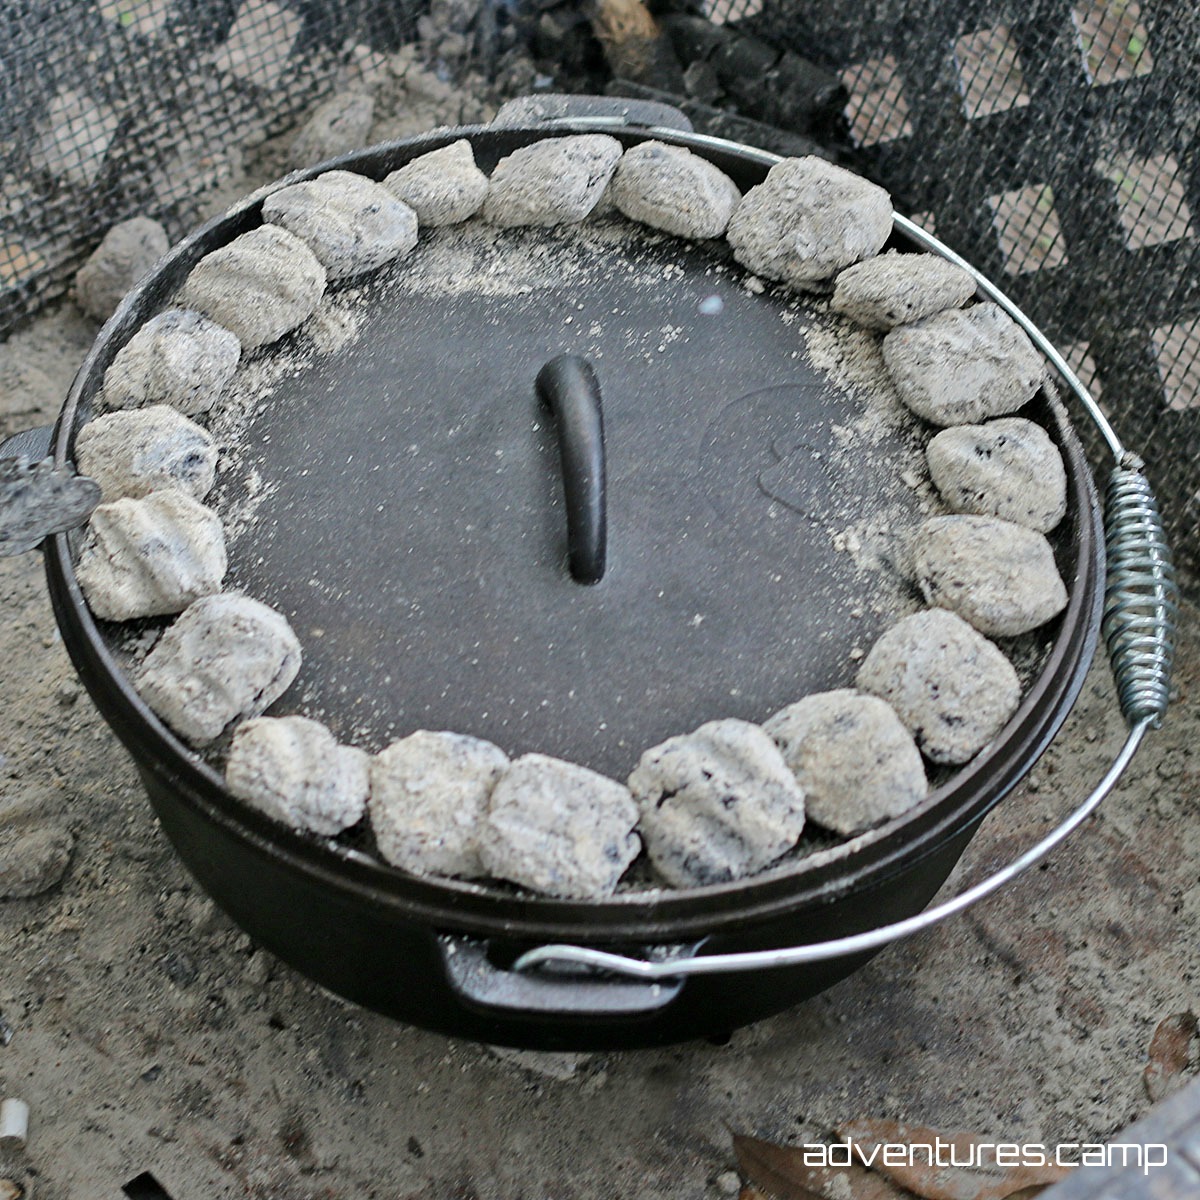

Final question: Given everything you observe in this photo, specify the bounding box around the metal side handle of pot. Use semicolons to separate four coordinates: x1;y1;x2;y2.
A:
0;425;100;557
487;171;1180;987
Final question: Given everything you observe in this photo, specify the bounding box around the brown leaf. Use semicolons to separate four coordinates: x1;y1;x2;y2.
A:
740;1189;770;1200
1144;1010;1197;1102
733;1132;911;1200
835;1119;1072;1200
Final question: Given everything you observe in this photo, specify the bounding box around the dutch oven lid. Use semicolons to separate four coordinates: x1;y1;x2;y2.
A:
47;122;1102;937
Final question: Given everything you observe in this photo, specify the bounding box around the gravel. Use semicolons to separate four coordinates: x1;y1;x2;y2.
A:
629;719;806;887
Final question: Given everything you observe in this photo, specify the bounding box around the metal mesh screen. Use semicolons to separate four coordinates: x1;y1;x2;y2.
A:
711;0;1199;572
0;0;417;337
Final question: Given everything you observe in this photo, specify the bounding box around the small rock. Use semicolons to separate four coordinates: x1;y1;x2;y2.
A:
482;135;623;228
74;217;169;321
910;514;1068;636
856;609;1021;765
480;753;640;899
261;170;418;282
0;825;74;899
288;91;376;169
226;716;369;836
179;225;326;350
764;689;927;836
609;141;741;239
101;308;241;415
926;417;1068;533
831;250;976;330
726;156;892;290
370;730;509;878
629;719;806;887
383;140;489;227
75;491;226;622
74;405;217;503
713;1170;742;1197
882;302;1045;426
137;594;302;745
485;1046;592;1081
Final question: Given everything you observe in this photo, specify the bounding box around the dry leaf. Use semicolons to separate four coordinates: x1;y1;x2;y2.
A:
733;1132;910;1200
835;1119;1072;1200
740;1188;770;1200
1144;1010;1197;1102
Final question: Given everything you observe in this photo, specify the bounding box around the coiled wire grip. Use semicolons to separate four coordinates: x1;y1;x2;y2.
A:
510;127;1178;983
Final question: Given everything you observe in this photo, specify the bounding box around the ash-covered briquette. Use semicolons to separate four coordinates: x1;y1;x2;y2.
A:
137;593;301;746
726;156;892;290
74;217;169;322
480;753;641;899
629;719;806;888
764;689;927;836
179;225;326;350
370;730;509;878
926;418;1068;533
910;515;1068;637
74;405;217;504
0;825;74;900
831;251;976;331
101;308;241;416
288;91;375;171
383;140;489;227
226;715;369;837
608;141;741;240
856;608;1022;765
261;171;419;282
481;135;623;228
882;302;1046;426
76;491;226;622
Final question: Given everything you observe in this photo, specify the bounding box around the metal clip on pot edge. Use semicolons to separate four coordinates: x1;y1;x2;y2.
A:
506;154;1180;985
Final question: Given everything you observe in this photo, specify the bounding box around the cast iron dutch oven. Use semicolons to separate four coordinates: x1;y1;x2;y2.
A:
8;101;1175;1051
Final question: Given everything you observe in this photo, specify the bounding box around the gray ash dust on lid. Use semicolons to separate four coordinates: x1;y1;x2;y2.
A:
210;217;928;780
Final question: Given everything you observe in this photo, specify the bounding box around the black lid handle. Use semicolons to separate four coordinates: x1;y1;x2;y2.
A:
536;354;607;585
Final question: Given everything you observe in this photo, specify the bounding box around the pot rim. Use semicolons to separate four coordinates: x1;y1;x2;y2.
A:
44;122;1105;944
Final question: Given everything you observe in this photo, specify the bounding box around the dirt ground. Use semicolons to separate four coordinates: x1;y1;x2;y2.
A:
1;70;1198;1200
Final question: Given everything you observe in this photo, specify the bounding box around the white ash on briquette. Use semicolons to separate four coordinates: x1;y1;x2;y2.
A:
830;250;977;331
73;216;169;323
764;689;927;837
66;136;1079;896
608;140;741;240
178;224;327;350
925;417;1068;533
370;730;510;878
100;307;242;416
383;139;490;227
881;302;1047;426
74;405;217;504
726;156;892;290
261;170;419;282
629;719;807;888
856;608;1023;765
75;490;226;622
910;514;1069;638
481;133;623;227
136;593;301;746
225;715;369;837
480;753;641;899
